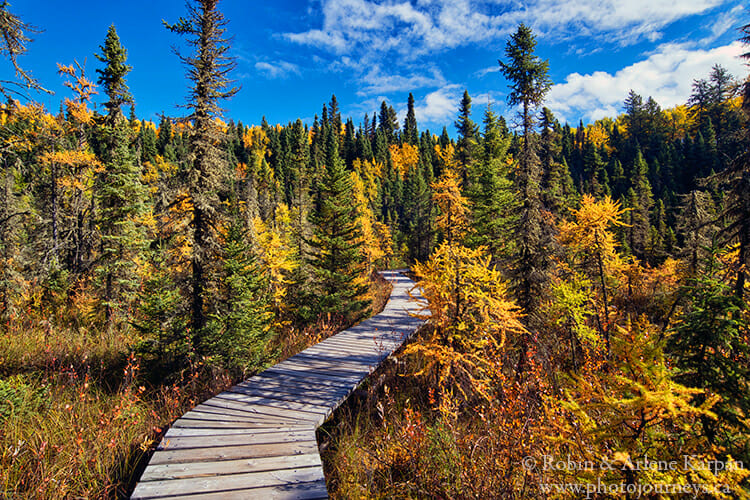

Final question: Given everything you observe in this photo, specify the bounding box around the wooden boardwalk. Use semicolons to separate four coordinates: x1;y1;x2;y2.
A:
131;270;425;499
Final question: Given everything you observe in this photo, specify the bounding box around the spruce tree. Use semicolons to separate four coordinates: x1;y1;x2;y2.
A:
139;121;157;164
343;118;356;168
380;154;403;227
289;118;311;256
306;131;369;322
418;130;436;182
667;275;750;445
715;24;750;301
355;121;373;161
540;107;575;215
378;100;399;143
626;149;654;259
156;115;177;162
438;126;451;148
328;94;342;145
454;89;478;174
402;161;433;263
165;0;239;345
134;243;190;381
403;92;419;145
582;139;608;197
94;24;145;324
499;23;554;374
499;23;554;321
204;215;273;376
466;103;516;264
95;25;133;124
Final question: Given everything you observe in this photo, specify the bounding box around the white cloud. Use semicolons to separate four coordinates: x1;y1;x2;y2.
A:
357;65;446;96
284;0;504;58
413;84;463;128
282;0;739;124
283;0;732;102
507;0;726;45
255;60;301;79
547;41;747;123
286;0;728;58
700;4;744;44
475;66;501;78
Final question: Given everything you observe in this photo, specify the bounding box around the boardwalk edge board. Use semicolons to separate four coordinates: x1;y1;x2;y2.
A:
131;270;425;499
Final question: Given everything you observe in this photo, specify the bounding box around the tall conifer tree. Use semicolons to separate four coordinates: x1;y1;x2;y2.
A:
499;23;554;374
467;103;516;264
403;92;419;145
165;0;239;344
306;130;369;322
454;90;479;174
94;24;145;323
499;24;554;319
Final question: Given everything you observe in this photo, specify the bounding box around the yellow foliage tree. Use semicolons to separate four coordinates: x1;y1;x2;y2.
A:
253;205;298;318
407;242;525;415
242;125;268;152
352;158;382;203
432;167;469;245
434;143;458;174
558;194;628;349
542;317;749;498
665;104;694;141
586;122;612;154
38;65;99;273
57;61;97;126
389;143;419;179
351;171;389;272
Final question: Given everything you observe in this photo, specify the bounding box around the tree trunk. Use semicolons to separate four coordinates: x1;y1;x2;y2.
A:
192;205;206;340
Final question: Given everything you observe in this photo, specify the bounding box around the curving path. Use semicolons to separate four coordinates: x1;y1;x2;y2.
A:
131;270;425;499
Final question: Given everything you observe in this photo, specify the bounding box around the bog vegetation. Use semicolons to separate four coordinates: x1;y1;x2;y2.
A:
0;0;749;498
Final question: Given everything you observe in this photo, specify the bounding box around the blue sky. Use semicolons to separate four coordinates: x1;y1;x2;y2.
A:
4;0;748;133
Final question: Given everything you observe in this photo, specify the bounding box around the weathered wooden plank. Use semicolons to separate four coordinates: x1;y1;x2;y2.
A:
149;439;320;465
312;340;392;353
302;344;386;360
288;351;379;366
229;383;351;404
171;418;298;430
178;408;309;425
223;386;346;407
270;362;368;381
274;358;369;377
139;453;323;481
263;366;365;385
156;430;314;452
202;395;330;418
309;338;390;350
316;336;385;346
297;347;384;362
188;404;309;422
279;359;375;375
253;370;355;387
164;426;308;438
132;465;325;497
133;479;328;500
196;397;326;420
233;377;348;392
291;352;381;369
